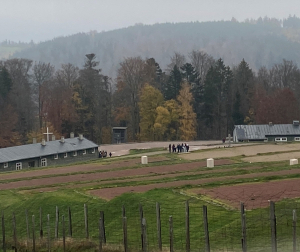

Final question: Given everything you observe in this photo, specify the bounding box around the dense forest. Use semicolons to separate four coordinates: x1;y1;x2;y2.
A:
1;16;300;147
1;48;300;147
2;16;300;78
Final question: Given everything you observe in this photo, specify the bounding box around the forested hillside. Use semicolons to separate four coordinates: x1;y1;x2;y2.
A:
1;16;300;147
11;16;300;77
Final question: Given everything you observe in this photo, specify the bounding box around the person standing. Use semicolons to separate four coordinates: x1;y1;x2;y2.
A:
172;144;176;152
169;144;171;153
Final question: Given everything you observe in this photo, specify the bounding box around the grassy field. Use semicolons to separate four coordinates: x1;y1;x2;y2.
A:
1;188;300;252
129;147;165;155
1;143;300;251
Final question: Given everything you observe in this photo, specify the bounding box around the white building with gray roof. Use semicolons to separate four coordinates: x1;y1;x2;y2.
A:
0;134;98;172
233;120;300;142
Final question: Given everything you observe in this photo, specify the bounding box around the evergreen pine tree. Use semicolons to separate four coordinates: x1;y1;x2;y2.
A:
164;65;182;100
0;67;12;99
232;91;244;125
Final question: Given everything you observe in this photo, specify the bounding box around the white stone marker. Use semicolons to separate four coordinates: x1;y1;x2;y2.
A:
290;159;298;165
207;158;214;168
141;156;148;164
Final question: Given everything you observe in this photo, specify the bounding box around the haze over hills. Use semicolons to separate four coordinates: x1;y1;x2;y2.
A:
4;16;300;78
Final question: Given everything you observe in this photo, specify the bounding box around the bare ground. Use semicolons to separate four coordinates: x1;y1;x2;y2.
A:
181;143;300;161
243;151;300;163
0;156;168;181
0;160;232;190
193;178;300;209
89;168;300;200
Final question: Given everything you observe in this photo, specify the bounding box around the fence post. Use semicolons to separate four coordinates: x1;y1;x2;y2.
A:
156;202;162;251
122;205;126;218
100;211;106;243
139;204;144;250
241;202;247;252
25;209;30;245
270;201;277;252
2;211;6;252
32;215;36;252
62;215;66;252
169;216;174;252
55;206;59;239
84;204;89;239
186;200;190;252
293;209;297;252
40;207;43;239
142;218;147;252
47;214;50;252
12;212;17;251
203;205;210;252
68;207;72;237
99;218;103;252
123;217;128;252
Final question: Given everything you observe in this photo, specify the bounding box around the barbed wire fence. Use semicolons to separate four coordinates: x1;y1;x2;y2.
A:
1;192;300;252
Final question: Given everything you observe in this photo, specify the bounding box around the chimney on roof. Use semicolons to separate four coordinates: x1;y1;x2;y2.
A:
70;132;74;138
269;122;273;126
52;135;56;141
79;134;83;140
41;139;46;146
293;120;299;126
60;136;65;143
33;138;36;144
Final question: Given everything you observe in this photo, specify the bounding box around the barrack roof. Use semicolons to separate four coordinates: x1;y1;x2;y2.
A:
234;124;300;140
0;137;98;163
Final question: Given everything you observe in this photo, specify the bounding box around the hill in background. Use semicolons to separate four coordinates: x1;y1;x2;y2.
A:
7;16;300;78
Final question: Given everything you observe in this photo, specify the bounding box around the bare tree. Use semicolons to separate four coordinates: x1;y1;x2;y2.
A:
167;52;186;73
189;50;215;82
56;63;79;87
116;57;146;140
257;66;272;93
32;62;55;128
271;59;300;89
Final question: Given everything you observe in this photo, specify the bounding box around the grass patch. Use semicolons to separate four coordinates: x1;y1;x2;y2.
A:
129;147;165;155
0;188;299;251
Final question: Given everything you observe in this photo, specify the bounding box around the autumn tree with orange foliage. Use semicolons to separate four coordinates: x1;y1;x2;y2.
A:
26;123;60;144
154;99;180;140
139;84;164;141
177;82;197;140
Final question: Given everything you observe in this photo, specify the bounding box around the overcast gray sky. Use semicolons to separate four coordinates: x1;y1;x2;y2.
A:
1;0;299;42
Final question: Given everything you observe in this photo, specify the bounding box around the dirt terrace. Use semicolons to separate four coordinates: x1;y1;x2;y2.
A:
195;178;300;209
4;142;300;208
89;168;300;200
0;159;232;190
0;157;168;181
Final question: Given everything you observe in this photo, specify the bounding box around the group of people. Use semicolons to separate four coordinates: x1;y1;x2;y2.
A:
169;143;189;153
99;150;112;158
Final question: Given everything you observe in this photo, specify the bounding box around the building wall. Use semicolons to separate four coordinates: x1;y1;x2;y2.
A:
112;128;127;143
0;148;98;172
266;135;300;142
